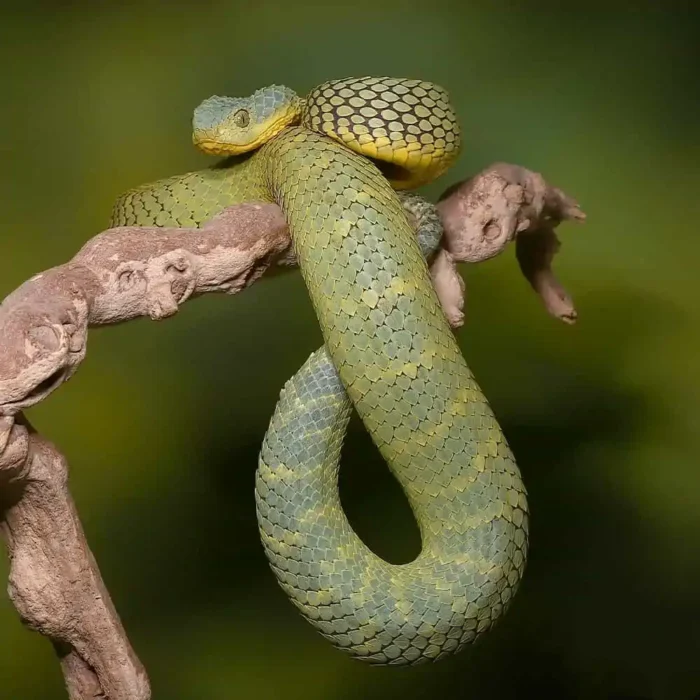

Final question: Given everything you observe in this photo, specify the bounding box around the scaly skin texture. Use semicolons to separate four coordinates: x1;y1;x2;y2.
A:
256;129;527;664
111;155;269;227
110;78;528;665
301;78;460;189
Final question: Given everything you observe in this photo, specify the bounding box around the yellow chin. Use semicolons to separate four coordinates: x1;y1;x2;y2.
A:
192;136;252;156
193;111;301;156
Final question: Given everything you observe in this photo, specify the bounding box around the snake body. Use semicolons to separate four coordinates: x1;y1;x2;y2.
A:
112;78;528;665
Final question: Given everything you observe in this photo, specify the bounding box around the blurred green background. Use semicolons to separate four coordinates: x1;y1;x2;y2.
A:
1;2;699;699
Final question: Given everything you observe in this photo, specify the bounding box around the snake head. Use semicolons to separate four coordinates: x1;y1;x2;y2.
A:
192;85;302;155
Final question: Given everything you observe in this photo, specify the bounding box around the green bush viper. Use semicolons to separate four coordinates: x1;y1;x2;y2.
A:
111;77;528;665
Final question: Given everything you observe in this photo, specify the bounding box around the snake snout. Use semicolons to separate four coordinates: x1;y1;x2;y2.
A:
192;96;241;153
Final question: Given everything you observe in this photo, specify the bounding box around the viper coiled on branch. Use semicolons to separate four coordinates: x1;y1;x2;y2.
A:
111;77;528;665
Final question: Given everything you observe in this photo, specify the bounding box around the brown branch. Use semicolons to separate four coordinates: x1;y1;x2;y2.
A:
0;163;584;699
0;204;289;415
436;162;585;324
0;416;150;699
0;202;290;699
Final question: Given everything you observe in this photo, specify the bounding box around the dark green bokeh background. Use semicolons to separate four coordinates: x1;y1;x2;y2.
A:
1;2;699;698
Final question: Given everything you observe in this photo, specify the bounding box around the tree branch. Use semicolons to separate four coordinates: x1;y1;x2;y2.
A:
0;416;150;699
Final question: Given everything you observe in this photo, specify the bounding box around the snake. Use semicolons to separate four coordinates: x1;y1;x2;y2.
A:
111;77;528;665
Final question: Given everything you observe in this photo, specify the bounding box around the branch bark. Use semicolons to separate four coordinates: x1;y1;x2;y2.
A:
0;416;150;699
0;163;584;699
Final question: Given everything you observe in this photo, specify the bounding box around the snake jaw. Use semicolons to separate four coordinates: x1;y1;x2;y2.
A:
191;135;248;156
192;112;298;156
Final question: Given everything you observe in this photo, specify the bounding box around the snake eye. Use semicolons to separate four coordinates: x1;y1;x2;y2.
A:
233;109;250;128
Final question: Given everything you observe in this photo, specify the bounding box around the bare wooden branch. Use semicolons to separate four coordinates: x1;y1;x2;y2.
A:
0;204;289;415
0;163;585;699
0;416;150;698
436;162;585;324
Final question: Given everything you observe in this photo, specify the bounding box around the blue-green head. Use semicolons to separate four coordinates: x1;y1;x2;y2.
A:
192;85;301;155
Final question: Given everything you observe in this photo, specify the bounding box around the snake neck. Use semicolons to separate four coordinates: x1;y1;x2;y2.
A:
298;77;462;190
